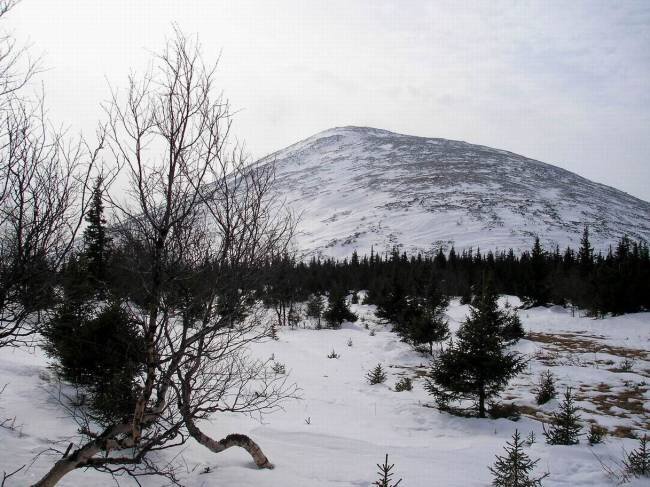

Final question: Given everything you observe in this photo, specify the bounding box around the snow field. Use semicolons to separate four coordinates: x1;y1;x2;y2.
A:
0;298;648;486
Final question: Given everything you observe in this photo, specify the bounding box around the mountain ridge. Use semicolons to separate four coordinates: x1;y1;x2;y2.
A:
257;126;650;258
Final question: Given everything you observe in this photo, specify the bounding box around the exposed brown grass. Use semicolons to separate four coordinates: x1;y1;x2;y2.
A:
582;385;648;418
527;332;649;361
610;425;636;439
596;382;612;393
389;364;429;378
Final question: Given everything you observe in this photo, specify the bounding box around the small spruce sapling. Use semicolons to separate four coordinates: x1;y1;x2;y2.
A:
373;454;402;487
534;370;557;405
587;423;606;445
623;435;649;477
306;293;325;329
526;431;536;446
327;349;340;359
367;364;387;385
543;387;582;445
394;377;413;392
489;430;548;487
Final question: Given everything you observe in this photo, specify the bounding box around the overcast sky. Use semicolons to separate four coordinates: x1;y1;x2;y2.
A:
7;0;650;201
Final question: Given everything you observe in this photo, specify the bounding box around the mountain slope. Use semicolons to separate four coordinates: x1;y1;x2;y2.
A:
259;126;650;258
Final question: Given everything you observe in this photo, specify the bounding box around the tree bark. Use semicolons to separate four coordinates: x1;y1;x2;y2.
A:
478;387;486;418
184;417;274;469
32;423;132;487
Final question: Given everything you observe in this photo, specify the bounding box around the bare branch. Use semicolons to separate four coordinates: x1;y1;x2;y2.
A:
35;27;295;486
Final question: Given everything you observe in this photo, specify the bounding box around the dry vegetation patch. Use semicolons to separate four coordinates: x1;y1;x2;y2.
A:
527;332;649;361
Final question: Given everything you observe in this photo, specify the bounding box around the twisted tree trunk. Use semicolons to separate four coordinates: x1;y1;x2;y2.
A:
184;417;274;469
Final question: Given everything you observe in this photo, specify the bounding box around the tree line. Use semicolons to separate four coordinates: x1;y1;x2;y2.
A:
254;228;649;322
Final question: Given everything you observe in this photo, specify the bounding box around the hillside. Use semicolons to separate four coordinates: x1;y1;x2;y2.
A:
259;127;650;258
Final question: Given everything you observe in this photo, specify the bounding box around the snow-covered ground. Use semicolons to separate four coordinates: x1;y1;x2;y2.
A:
1;299;648;486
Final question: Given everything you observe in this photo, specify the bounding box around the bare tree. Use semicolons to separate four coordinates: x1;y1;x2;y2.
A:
33;28;296;486
0;98;101;348
0;1;40;105
0;0;99;348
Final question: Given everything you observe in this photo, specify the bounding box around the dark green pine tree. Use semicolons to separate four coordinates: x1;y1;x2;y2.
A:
533;370;556;405
489;430;548;487
577;226;593;274
470;284;524;344
42;301;145;425
83;177;111;295
306;293;324;329
543;387;582;445
426;286;527;417
375;276;409;328
366;363;387;385
323;286;357;329
406;285;450;354
524;237;549;307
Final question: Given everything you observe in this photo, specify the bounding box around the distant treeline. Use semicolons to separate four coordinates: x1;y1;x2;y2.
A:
258;228;649;317
60;224;649;320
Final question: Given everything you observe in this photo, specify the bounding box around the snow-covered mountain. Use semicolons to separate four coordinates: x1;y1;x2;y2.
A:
258;126;650;258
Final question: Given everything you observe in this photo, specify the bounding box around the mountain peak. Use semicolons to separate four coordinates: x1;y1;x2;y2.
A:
304;125;401;142
260;128;650;258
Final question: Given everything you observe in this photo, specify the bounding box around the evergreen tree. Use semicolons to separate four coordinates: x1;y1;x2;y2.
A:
215;286;248;328
426;287;526;417
533;370;556;405
367;363;387;385
256;227;650;325
372;454;402;487
287;305;301;329
489;430;548;487
587;423;606;445
60;252;94;302
82;177;111;295
624;435;649;477
577;226;594;272
470;285;524;344
394;377;413;392
306;293;325;329
375;276;409;328
524;237;549;307
42;300;145;424
500;303;525;344
406;286;450;354
261;253;301;328
323;287;357;329
543;387;582;445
